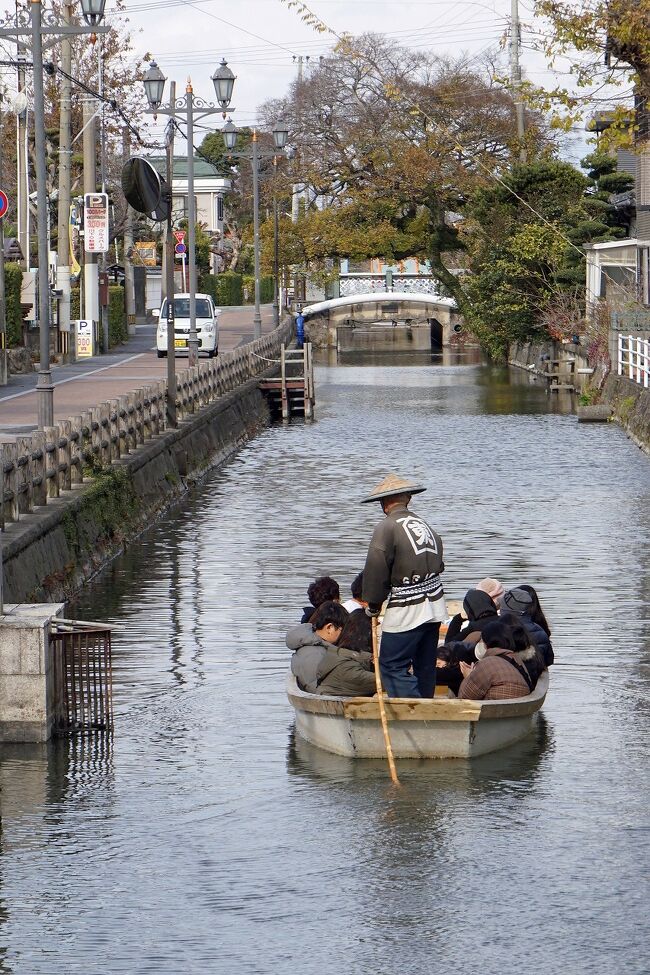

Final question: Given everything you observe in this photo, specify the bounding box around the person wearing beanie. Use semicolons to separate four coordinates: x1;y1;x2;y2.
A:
476;577;504;601
445;588;499;644
361;474;446;699
500;588;554;666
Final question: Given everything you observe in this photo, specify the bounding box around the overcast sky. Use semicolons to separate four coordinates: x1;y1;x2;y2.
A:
106;0;595;160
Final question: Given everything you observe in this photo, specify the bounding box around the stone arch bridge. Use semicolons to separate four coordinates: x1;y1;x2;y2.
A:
302;292;461;352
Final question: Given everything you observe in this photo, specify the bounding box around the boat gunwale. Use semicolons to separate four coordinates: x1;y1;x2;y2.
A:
286;672;548;723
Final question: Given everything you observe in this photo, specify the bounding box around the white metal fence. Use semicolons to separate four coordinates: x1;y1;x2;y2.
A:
618;333;650;388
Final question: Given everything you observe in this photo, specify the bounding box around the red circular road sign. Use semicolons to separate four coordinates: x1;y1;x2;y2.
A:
175;242;187;255
0;190;8;220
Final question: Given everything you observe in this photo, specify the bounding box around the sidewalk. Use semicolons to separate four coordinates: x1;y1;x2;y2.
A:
0;305;276;441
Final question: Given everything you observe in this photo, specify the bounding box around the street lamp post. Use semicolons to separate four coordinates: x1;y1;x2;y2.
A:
143;61;177;427
222;119;289;339
0;0;108;429
144;59;235;367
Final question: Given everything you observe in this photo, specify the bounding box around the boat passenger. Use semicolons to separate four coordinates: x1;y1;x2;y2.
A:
300;575;341;624
458;621;533;701
436;641;477;696
361;473;446;699
342;572;367;614
498;611;546;687
517;583;553;640
287;601;376;697
338;607;372;654
499;588;554;666
445;588;499;645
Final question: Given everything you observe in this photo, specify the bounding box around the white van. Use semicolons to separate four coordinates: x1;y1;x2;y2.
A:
154;293;220;358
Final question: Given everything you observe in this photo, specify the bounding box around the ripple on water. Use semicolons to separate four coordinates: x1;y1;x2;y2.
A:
0;359;648;974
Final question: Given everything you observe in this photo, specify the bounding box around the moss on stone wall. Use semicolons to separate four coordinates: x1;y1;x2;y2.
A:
61;466;139;560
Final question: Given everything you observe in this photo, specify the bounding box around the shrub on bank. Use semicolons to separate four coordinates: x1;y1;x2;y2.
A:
199;272;243;306
242;274;274;304
69;286;126;348
4;262;23;346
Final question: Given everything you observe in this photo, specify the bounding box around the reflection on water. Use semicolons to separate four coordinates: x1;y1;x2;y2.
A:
0;355;648;974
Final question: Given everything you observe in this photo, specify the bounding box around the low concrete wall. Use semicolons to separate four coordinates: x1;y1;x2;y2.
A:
509;339;599;387
600;373;650;455
510;339;650;454
2;378;272;604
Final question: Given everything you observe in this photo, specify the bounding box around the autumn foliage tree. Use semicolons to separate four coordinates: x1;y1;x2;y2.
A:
259;34;551;313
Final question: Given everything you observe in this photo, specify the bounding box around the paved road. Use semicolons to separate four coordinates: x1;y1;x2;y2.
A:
0;305;275;440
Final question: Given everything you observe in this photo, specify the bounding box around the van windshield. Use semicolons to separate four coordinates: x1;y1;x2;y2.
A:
161;298;212;319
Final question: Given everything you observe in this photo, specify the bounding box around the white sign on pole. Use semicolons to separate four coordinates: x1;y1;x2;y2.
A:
84;192;110;254
74;319;94;358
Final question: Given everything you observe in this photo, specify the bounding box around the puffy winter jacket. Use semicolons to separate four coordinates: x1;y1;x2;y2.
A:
286;623;376;697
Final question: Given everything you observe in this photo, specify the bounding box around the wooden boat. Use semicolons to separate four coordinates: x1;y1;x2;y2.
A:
287;672;549;760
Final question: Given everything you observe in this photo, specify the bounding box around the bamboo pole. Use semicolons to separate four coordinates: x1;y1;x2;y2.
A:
371;616;400;787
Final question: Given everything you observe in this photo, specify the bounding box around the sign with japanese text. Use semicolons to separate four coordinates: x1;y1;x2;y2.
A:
83;192;110;253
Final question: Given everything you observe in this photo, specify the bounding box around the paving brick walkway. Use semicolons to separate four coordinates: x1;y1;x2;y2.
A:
0;305;276;441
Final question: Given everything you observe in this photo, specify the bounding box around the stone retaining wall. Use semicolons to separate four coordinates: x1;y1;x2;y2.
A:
2;377;273;604
600;373;650;455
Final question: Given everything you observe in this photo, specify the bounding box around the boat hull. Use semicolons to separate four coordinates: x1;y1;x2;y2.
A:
288;672;548;759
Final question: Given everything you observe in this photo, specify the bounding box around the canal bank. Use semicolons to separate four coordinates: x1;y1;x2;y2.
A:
2;322;293;604
509;339;650;454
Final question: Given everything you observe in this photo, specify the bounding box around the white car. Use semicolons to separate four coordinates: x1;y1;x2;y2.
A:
155;293;220;358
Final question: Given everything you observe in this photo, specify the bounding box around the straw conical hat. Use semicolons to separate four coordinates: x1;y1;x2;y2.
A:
361;474;426;504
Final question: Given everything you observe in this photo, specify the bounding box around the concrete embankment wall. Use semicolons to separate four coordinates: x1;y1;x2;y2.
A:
3;378;271;604
599;373;650;455
509;339;650;456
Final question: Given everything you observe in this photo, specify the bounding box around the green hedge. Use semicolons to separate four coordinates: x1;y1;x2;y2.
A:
108;286;126;347
4;262;23;346
70;286;126;349
242;274;274;304
199;272;243;306
71;287;80;321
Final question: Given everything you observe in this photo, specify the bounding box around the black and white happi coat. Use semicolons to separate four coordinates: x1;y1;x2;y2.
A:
362;503;446;633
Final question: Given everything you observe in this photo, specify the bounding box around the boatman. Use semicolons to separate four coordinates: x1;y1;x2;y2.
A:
361;474;446;698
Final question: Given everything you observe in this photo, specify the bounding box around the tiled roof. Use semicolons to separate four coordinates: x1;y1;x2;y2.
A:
146;155;227;179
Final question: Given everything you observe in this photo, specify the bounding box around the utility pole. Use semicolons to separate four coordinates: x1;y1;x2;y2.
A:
251;130;262;338
56;2;73;360
122;127;136;336
164;81;177;426
16;45;28;267
82;96;99;344
0;94;7;386
291;55;306;224
510;0;527;163
97;36;109;354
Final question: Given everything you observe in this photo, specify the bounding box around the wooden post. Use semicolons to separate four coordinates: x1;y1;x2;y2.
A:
281;343;288;422
371;616;400;787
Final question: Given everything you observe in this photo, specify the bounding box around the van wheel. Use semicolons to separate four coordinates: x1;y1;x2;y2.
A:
208;346;218;358
157;350;166;358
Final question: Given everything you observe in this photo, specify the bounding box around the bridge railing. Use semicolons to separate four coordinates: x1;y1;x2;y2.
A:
1;320;292;531
618;333;650;388
339;274;442;296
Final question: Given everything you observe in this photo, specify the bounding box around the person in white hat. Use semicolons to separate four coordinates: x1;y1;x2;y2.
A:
361;474;446;698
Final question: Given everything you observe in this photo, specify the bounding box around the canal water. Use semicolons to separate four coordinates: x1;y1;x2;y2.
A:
1;354;649;974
